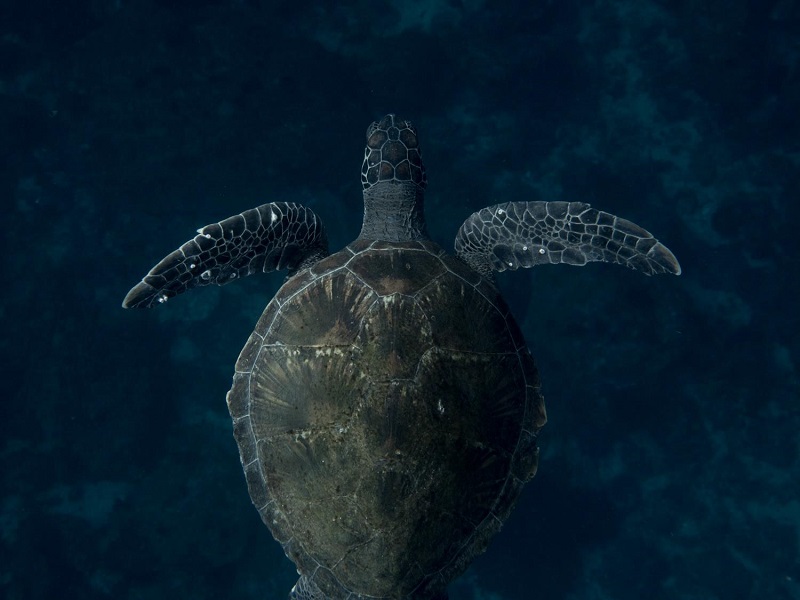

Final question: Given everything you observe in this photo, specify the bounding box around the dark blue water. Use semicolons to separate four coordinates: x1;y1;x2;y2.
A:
2;2;798;599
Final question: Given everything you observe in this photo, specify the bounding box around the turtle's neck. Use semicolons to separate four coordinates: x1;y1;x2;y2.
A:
358;181;429;242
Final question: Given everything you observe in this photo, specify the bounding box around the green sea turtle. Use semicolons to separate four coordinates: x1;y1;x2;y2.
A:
123;114;680;599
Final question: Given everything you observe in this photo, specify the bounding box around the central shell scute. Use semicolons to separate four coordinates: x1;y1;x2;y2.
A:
358;294;433;380
347;245;446;296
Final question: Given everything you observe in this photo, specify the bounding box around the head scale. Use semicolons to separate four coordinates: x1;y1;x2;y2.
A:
361;114;427;191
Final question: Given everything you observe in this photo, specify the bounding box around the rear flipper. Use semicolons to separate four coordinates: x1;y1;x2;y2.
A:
454;201;680;278
289;576;328;600
288;576;450;600
123;202;328;308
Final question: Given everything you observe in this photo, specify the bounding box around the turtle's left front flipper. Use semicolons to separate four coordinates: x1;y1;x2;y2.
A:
123;202;328;308
454;201;680;278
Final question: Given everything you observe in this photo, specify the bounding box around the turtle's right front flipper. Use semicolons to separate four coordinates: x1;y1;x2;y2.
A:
454;201;680;279
123;202;328;308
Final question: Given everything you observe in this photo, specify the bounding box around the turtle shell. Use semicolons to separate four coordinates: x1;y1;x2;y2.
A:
226;239;547;599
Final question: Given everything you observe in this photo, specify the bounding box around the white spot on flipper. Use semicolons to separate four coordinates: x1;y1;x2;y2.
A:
522;246;528;251
158;294;168;304
538;248;546;255
189;263;196;269
201;270;213;280
270;211;278;223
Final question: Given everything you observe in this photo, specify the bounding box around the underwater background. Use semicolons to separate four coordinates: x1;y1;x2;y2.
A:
1;1;798;598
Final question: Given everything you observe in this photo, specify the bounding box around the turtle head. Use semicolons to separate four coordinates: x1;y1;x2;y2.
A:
357;114;430;242
361;114;427;191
